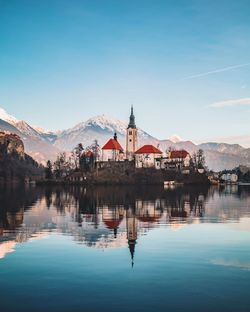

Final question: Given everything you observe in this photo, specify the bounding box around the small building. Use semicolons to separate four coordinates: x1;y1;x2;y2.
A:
102;133;124;162
166;150;191;170
135;145;163;168
220;173;238;184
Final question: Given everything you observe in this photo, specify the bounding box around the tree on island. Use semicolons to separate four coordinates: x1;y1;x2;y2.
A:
79;140;100;172
91;139;101;161
192;149;206;171
53;152;70;178
71;143;84;170
51;140;101;179
45;160;53;180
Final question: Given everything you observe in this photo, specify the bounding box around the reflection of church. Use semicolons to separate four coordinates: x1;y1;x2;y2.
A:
101;203;138;267
0;186;213;263
98;197;163;266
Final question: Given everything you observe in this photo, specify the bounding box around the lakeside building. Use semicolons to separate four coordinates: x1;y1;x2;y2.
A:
101;133;124;162
99;107;191;172
155;150;191;172
135;145;163;168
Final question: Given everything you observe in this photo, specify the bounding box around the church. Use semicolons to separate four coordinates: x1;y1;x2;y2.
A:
101;106;162;168
101;107;191;171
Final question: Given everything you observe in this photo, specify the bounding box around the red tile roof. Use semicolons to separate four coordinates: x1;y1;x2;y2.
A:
170;150;189;159
102;138;124;151
135;145;162;154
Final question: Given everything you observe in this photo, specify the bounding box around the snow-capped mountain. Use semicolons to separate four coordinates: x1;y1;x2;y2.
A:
0;107;43;138
32;126;58;143
32;125;51;134
0;107;60;164
1;106;250;170
0;107;58;143
54;114;157;150
169;135;183;143
0;107;19;125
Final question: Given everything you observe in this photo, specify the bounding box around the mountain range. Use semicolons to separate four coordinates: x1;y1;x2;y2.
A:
0;107;250;171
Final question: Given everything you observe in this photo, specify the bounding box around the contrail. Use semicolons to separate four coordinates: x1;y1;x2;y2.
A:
181;62;250;80
210;97;250;108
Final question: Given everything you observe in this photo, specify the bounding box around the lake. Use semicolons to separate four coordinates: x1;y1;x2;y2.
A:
0;185;250;312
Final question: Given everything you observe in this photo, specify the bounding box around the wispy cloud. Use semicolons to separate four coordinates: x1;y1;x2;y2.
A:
210;97;250;108
182;62;250;80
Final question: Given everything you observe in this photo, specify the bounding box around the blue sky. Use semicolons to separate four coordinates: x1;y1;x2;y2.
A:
0;0;250;143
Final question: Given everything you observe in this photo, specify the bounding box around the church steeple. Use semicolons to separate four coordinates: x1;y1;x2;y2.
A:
126;106;138;159
128;105;136;129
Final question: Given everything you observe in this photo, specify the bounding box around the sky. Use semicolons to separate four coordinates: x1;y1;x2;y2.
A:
0;0;250;144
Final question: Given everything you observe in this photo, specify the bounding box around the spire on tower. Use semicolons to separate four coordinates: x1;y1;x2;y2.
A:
128;105;136;129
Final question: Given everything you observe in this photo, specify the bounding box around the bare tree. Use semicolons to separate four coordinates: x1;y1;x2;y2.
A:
71;143;84;170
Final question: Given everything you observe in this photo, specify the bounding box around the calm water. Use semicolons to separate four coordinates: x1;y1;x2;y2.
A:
0;185;250;312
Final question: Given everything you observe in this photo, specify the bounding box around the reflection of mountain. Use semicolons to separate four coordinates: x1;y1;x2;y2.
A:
1;185;250;262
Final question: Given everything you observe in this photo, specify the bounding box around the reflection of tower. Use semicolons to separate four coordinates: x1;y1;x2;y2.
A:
126;106;138;160
126;207;138;267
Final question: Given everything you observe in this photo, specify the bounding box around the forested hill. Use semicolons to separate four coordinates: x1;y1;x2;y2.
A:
0;132;43;184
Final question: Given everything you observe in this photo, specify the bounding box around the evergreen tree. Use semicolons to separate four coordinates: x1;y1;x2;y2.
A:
45;160;53;180
53;153;67;179
197;149;206;169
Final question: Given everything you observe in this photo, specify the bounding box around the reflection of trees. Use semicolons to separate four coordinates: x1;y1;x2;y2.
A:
217;184;250;199
2;184;250;253
44;185;210;226
0;186;43;234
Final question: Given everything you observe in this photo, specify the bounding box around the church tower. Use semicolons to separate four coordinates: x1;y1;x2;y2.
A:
126;106;138;160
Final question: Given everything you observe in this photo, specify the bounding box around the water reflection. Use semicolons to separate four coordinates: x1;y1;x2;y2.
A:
0;185;250;262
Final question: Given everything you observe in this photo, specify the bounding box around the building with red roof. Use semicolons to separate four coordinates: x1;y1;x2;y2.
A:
101;133;125;162
135;144;163;168
135;145;162;154
163;149;191;171
169;150;189;159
